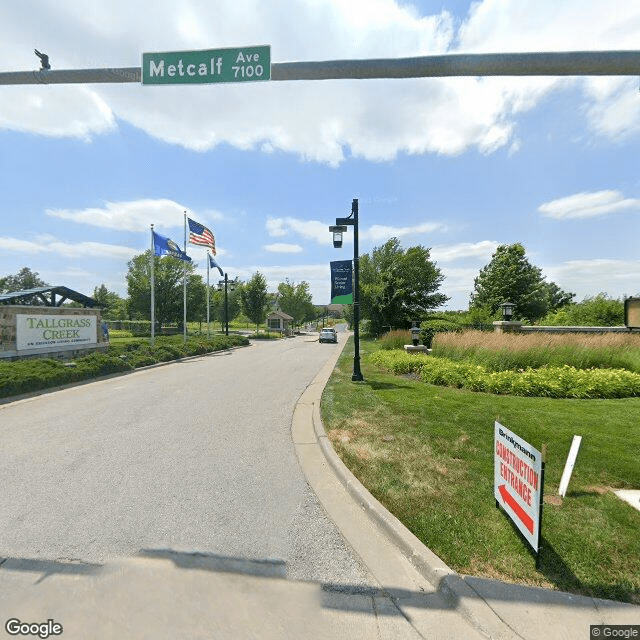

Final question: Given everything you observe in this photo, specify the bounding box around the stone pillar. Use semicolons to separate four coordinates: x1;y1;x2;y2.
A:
493;321;523;334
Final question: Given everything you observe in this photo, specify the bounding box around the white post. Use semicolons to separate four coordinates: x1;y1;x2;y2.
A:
183;212;187;344
206;252;210;338
559;435;582;497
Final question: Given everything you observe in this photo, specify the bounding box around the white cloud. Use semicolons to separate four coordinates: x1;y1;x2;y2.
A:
0;86;115;140
264;243;303;253
363;222;445;242
266;217;332;244
538;190;640;220
0;235;137;259
46;198;203;231
431;240;499;262
583;79;640;141
267;216;445;246
545;259;640;299
1;1;637;163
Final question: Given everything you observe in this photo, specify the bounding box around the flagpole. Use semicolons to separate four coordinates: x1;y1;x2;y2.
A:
183;212;187;344
206;252;210;338
150;224;155;347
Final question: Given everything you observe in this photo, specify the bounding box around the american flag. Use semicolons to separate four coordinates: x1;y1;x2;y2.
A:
187;217;216;254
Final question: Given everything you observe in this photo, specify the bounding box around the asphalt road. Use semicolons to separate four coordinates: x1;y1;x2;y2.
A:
0;333;372;588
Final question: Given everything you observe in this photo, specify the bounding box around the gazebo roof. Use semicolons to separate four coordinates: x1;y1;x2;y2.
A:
267;309;294;321
0;286;98;308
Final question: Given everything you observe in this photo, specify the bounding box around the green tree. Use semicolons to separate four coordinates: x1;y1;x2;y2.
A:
545;281;575;311
186;274;207;324
359;238;449;335
0;267;48;296
210;285;242;329
277;279;315;327
93;284;128;320
240;271;269;331
470;243;573;323
126;251;202;327
541;293;624;327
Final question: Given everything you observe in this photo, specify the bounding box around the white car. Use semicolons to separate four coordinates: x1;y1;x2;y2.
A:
319;328;338;343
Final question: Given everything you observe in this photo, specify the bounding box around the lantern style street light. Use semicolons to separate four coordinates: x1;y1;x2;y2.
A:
329;198;364;382
329;225;348;249
500;301;515;321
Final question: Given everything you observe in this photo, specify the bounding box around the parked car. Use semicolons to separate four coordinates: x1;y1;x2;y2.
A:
319;328;338;343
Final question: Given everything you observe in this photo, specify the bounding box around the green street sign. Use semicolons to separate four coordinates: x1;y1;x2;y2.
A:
142;46;271;85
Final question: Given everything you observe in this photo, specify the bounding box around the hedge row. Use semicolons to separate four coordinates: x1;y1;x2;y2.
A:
367;350;640;399
0;335;249;399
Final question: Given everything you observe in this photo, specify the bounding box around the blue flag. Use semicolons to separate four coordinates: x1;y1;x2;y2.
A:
208;253;224;277
153;231;191;262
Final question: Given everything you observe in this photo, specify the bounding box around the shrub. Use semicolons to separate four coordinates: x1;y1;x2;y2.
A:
540;294;624;327
420;318;462;334
73;352;133;377
367;350;640;399
107;329;134;338
0;358;71;397
420;327;435;348
0;334;251;399
125;353;157;368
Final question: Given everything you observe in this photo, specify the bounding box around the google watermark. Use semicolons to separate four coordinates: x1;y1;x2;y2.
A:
5;618;63;638
591;626;640;639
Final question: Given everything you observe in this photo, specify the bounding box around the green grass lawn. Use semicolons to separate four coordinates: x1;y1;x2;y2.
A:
321;337;640;604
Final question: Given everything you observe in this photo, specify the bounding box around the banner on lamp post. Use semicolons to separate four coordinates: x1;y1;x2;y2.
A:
330;260;353;304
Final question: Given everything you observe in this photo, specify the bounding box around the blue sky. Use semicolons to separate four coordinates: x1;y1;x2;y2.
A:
1;0;639;309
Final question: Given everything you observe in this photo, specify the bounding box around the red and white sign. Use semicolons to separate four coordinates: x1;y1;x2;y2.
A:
494;421;542;552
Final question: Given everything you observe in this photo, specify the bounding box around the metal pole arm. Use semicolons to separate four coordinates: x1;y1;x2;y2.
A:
0;51;638;85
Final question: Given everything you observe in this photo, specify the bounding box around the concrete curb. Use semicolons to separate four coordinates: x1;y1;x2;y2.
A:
295;334;640;640
294;333;514;638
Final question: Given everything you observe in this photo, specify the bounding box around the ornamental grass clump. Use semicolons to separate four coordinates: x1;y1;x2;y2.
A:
377;330;412;350
432;330;640;373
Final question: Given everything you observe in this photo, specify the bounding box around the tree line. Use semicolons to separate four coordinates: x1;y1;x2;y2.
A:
350;238;628;331
1;240;632;333
0;256;321;332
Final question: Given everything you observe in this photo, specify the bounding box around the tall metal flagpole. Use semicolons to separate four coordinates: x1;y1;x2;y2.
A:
206;252;210;338
150;224;155;347
183;212;187;344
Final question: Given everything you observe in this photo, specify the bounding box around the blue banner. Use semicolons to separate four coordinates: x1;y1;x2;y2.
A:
330;260;353;304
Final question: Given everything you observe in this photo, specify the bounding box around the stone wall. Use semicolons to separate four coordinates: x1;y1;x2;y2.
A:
0;305;107;361
520;325;630;334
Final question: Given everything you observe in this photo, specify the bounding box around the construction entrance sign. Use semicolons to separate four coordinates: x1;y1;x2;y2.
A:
494;422;544;556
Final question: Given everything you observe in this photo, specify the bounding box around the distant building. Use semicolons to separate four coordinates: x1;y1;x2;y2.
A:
266;310;294;334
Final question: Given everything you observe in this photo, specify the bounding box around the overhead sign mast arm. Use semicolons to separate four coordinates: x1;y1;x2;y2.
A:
0;50;638;85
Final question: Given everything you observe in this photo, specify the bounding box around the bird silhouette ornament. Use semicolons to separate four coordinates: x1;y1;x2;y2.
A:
34;49;50;70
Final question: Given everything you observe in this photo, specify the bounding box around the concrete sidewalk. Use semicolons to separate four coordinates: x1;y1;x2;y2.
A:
292;334;640;639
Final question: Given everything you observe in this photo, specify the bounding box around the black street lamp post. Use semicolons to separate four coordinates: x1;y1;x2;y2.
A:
217;273;236;336
332;198;364;382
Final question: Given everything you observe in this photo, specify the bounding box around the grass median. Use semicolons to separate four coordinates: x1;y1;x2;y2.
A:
321;337;640;604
